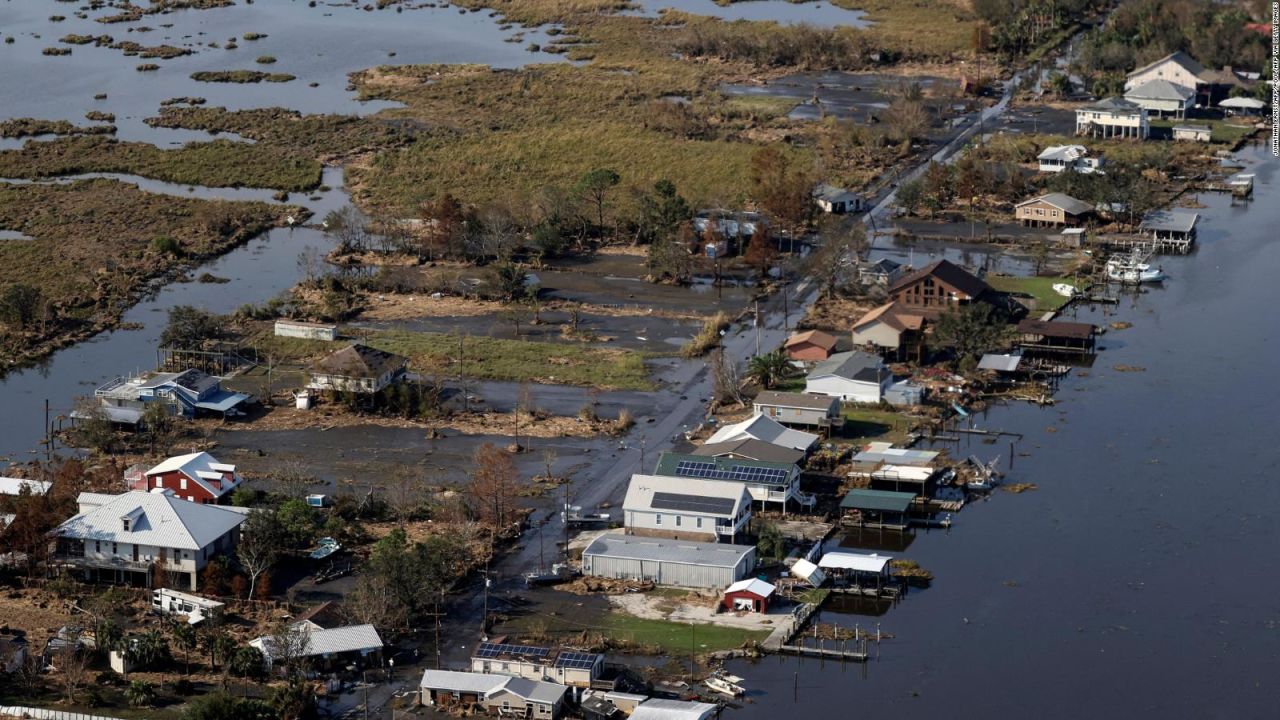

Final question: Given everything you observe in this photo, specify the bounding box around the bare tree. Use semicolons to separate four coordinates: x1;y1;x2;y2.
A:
52;630;91;703
236;508;283;599
710;347;745;405
467;443;522;532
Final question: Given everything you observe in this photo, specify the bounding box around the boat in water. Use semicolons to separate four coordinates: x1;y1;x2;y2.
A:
705;672;746;697
1106;249;1165;284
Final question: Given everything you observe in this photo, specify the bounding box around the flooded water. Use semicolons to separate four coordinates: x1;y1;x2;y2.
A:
0;1;561;143
726;143;1280;717
626;0;869;27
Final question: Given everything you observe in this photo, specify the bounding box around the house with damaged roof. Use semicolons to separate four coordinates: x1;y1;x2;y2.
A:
306;343;407;395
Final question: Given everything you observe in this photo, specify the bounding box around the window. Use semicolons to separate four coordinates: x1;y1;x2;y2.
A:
675;516;682;527
180;477;187;490
696;517;703;528
155;477;163;488
95;540;101;553
655;514;662;525
112;542;118;555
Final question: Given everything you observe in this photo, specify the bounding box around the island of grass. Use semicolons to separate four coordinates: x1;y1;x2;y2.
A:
190;70;296;83
0;118;116;139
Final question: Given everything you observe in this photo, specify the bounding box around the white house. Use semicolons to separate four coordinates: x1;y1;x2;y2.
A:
470;641;603;689
813;184;864;214
1036;145;1103;174
704;413;818;453
1124;51;1206;93
623;474;752;543
307;344;407;395
652;451;808;512
52;490;246;591
1075;97;1149;139
1124;78;1194;117
805;351;893;403
152;588;225;624
1172;124;1212;142
249;620;383;671
419;669;568;719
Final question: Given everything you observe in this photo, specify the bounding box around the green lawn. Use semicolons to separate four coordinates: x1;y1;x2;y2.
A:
1149;117;1256;144
986;275;1075;312
840;406;913;445
595;612;770;654
367;330;655;390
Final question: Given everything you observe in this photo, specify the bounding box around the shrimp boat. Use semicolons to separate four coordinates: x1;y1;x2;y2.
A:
705;672;746;698
1106;249;1165;284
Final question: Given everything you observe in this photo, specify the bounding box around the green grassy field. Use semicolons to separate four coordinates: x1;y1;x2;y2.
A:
840;406;913;445
599;612;770;653
367;329;656;390
1149;117;1256;145
986;275;1074;312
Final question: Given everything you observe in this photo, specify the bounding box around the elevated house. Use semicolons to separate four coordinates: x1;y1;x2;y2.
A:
783;329;838;362
51;490;246;590
690;438;806;466
751;391;843;433
851;302;925;358
886;259;1005;317
127;451;242;504
88;369;251;425
652;451;808;512
581;531;757;590
1075;97;1149;139
813;184;864;214
307;344;407;395
1139;209;1199;251
705;413;819;453
804;351;893;403
1124;78;1194;118
1015;193;1093;228
622;474;752;543
1124;51;1206;94
1036;145;1104;174
470;641;604;688
249;620;383;672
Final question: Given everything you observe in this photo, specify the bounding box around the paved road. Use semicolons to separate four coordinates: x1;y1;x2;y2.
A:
353;69;1032;719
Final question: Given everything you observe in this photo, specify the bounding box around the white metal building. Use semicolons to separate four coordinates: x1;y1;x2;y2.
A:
581;532;757;589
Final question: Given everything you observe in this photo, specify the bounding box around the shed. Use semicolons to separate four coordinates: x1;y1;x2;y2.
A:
978;352;1024;374
1172;124;1212;142
813;184;864;214
581;533;756;589
783;330;838;362
840;488;916;529
851;302;925;353
722;578;776;613
789;557;827;587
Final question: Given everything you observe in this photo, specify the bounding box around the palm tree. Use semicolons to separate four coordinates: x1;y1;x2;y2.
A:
746;351;795;390
125;680;155;708
171;620;197;676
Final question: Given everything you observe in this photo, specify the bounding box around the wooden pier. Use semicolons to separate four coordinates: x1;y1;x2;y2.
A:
778;643;870;662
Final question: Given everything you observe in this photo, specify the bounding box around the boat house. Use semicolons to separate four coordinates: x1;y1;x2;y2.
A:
1138;209;1199;252
1016;319;1097;355
840;488;916;530
582;532;757;590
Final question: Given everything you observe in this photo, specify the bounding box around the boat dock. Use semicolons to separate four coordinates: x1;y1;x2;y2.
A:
778;642;870;662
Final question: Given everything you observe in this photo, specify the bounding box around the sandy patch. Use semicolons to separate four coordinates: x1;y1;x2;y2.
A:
609;592;780;630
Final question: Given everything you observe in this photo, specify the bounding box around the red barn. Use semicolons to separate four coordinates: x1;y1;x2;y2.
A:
134;452;243;505
722;578;776;613
784;330;837;362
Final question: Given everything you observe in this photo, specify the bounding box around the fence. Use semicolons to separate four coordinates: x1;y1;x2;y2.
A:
1;707;127;720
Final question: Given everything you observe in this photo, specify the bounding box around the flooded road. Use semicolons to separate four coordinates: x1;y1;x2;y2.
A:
726;144;1280;717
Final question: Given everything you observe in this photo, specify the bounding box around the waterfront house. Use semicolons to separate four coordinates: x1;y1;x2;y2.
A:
470;641;604;688
652;451;807;512
581;531;757;590
1124;51;1206;94
52;490;246;591
886;259;997;315
1124;78;1194;118
88;368;251;424
273;319;337;342
1075;97;1150;139
723;578;775;613
804;351;893;403
840;488;916;530
705;413;819;453
855;257;904;287
690;438;806;465
623;474;752;543
1014;193;1093;228
306;344;407;395
783;329;838;362
1036;145;1104;174
1139;209;1199;250
1172;124;1212;142
813;184;864;214
249;620;383;672
850;442;940;474
851;301;925;356
752;391;842;432
631;699;719;720
867;464;941;498
1017;319;1097;355
127;451;242;504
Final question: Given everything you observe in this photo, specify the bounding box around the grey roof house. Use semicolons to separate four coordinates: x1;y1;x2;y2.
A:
652;451;809;511
804;351;893;403
582;531;757;590
623;474;752;543
752;390;843;432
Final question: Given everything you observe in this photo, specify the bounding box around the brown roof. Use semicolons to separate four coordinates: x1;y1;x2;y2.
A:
853;302;925;333
309;344;406;379
1017;319;1095;340
784;329;838;351
888;259;991;299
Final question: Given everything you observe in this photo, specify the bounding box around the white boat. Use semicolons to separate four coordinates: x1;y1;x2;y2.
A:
1052;283;1078;297
1105;260;1165;284
705;672;746;697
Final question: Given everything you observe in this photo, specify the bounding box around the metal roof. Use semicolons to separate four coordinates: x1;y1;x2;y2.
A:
852;442;939;467
501;677;569;704
583;533;756;569
419;669;509;695
1140;209;1199;234
56;491;247;550
1016;193;1093;216
818;551;892;573
251;622;383;660
0;477;51;496
840;488;916;513
1081;96;1144;114
724;578;776;597
194;390;251;412
624;475;749;519
978;353;1024;372
704;413;818;451
1126;78;1194;102
1037;144;1087;162
632;698;719;720
653;452;796;488
1219;97;1265;109
1126;51;1206;81
790;558;826;586
807;350;890;385
691;439;806;465
753;391;838;412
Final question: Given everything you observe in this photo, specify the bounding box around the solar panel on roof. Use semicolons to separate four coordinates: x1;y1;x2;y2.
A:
673;459;789;486
651;491;737;515
554;651;598;670
474;642;550;660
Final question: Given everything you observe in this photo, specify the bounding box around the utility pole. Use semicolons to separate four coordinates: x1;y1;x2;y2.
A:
459;333;467;413
754;300;761;356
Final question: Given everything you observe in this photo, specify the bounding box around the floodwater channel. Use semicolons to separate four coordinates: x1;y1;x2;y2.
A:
726;143;1280;717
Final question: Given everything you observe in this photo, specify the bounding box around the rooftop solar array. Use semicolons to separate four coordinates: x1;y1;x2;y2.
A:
673;459;789;486
554;651;599;670
474;642;550;660
651;491;737;516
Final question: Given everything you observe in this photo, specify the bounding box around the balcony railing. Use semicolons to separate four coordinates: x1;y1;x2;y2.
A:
54;554;153;572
